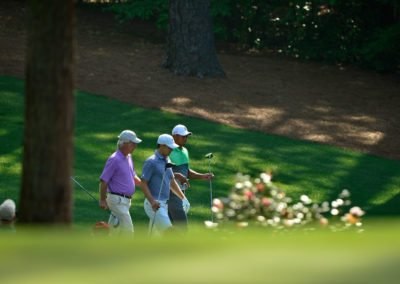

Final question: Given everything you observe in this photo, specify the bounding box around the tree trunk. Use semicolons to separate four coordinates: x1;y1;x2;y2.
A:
164;0;225;77
19;0;75;224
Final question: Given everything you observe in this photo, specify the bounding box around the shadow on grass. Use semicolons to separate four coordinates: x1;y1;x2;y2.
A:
1;76;399;227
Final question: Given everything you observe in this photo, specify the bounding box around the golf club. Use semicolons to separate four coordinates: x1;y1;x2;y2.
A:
70;176;97;204
70;176;118;227
204;153;214;222
149;162;175;235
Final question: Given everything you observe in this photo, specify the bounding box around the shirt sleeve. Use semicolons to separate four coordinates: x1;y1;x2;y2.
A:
100;156;116;183
141;159;154;181
167;168;174;180
169;149;178;164
185;148;190;165
129;155;136;177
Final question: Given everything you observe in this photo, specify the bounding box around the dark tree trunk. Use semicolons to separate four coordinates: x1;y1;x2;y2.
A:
164;0;225;77
19;0;75;224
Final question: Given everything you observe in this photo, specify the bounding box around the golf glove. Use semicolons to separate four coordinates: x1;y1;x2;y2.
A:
109;213;120;228
182;198;190;214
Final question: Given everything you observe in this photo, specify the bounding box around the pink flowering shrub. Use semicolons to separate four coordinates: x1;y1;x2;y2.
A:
206;172;365;231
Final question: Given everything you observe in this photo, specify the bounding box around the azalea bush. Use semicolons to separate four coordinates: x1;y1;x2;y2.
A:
206;171;365;231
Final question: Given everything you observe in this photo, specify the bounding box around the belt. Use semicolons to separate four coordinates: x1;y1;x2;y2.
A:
108;192;132;199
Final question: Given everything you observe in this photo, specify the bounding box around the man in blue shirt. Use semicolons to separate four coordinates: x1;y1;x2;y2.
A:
141;134;190;235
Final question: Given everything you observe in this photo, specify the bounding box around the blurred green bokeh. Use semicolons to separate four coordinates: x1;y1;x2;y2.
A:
1;220;399;284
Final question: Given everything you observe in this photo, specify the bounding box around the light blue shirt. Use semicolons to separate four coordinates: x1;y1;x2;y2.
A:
141;150;174;201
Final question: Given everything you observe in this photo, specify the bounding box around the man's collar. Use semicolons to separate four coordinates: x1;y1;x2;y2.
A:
155;150;166;160
117;149;129;158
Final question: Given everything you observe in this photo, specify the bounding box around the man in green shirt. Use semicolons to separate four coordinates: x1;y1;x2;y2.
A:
168;124;214;229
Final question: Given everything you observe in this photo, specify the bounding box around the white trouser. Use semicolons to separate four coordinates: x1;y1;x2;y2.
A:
144;199;172;236
106;194;133;234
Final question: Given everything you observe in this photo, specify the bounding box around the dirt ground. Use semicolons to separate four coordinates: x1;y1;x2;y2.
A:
1;1;399;160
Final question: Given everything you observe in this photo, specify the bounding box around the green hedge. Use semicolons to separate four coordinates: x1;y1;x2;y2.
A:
103;0;400;72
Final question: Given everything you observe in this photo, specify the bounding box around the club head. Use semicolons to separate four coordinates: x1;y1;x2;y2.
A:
166;162;176;168
205;153;214;159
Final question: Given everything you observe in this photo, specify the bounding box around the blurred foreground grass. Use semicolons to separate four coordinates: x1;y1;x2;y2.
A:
1;219;399;284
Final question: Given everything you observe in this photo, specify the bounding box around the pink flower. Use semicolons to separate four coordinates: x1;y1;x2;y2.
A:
319;218;329;226
256;183;265;192
349;206;365;217
344;213;359;224
244;190;254;199
212;198;224;209
261;197;272;207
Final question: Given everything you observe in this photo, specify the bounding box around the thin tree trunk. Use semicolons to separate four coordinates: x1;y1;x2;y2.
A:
19;0;75;224
164;0;225;77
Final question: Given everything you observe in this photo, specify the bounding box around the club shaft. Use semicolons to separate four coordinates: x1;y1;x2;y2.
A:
70;176;98;203
149;166;168;235
208;159;213;222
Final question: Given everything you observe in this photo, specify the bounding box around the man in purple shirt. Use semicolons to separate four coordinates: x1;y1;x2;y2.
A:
99;130;142;234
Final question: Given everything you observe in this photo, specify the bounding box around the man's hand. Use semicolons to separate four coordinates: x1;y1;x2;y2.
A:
150;199;160;212
99;199;108;210
203;173;214;180
174;172;190;186
182;197;190;214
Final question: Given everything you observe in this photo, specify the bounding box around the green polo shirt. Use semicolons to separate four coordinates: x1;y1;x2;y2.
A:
170;147;190;178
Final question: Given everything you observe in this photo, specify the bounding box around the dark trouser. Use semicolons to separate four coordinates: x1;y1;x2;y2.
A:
168;191;188;229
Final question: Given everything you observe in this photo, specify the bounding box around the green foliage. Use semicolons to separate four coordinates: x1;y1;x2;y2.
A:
106;0;168;29
357;22;400;72
104;0;400;72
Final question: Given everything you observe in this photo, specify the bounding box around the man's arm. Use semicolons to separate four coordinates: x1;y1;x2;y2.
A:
171;178;190;213
174;172;190;187
134;175;141;186
141;179;160;211
99;180;108;210
188;169;214;180
170;178;186;200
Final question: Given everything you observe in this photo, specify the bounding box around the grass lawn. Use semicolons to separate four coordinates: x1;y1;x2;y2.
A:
1;76;399;228
0;223;400;284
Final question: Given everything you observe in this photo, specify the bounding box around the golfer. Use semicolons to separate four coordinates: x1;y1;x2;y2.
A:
99;130;142;234
141;134;190;235
168;124;214;229
0;199;16;233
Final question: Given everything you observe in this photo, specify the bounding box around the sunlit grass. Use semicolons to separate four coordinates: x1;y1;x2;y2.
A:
1;76;400;229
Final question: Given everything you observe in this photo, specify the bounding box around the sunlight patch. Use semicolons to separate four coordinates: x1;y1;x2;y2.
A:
90;132;115;140
170;97;192;106
348;130;384;145
369;188;400;206
246;107;284;120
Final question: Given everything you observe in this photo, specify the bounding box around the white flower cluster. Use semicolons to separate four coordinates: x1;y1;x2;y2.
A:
205;172;366;231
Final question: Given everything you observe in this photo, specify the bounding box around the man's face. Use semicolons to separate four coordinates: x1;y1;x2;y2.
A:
173;134;189;147
159;144;173;156
127;141;137;153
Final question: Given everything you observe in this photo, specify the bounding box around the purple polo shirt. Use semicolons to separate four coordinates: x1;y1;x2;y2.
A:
100;150;136;196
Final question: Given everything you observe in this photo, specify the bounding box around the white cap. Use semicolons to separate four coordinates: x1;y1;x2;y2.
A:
0;199;16;221
157;134;179;149
172;124;192;136
118;130;142;144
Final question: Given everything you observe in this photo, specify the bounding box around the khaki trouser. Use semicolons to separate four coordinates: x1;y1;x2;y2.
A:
106;193;134;234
